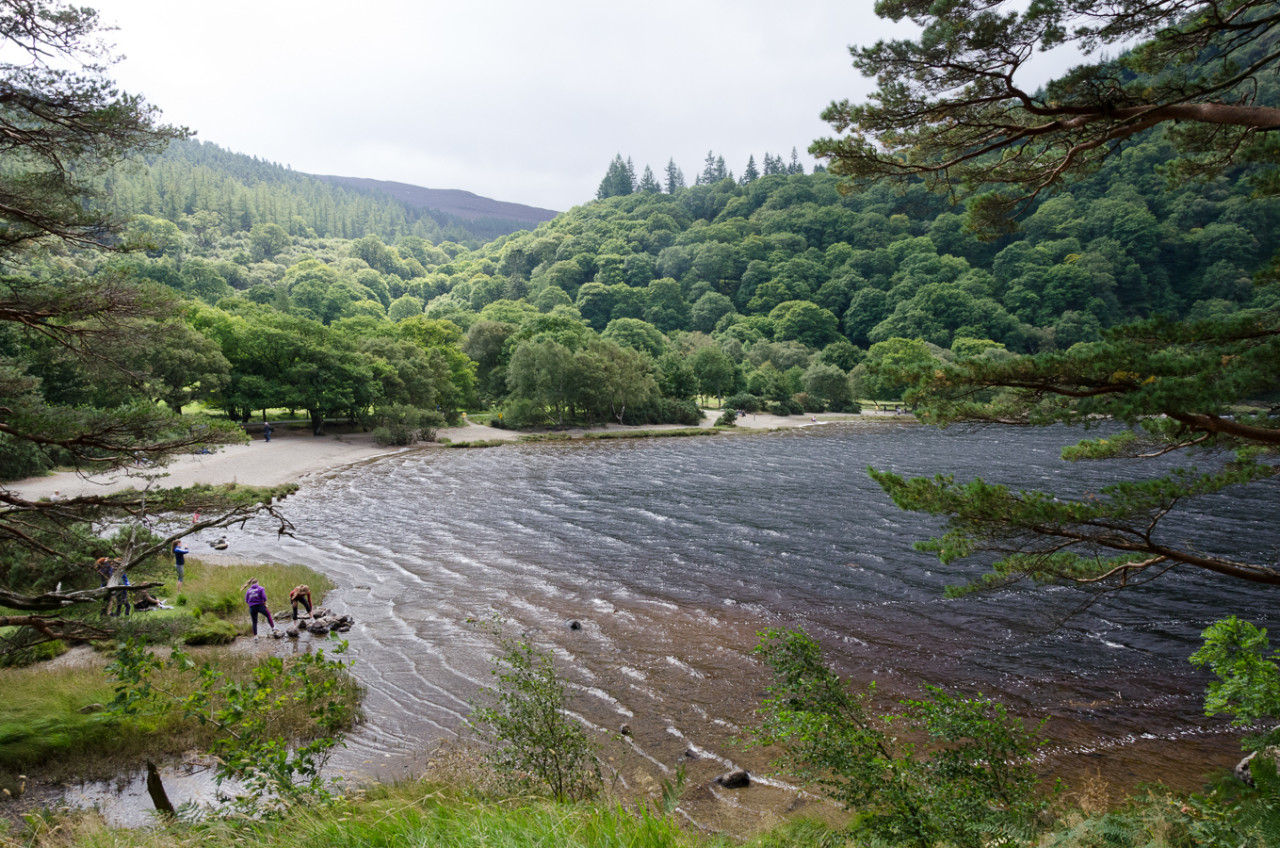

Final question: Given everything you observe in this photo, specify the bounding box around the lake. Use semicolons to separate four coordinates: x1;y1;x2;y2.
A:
209;419;1278;830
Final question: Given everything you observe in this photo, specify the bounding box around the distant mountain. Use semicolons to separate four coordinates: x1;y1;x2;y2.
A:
100;140;558;247
314;175;559;227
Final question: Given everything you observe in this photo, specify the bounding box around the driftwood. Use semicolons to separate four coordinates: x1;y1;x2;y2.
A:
145;760;175;817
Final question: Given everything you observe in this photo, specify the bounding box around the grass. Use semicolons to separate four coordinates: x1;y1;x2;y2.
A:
0;558;351;790
581;428;718;440
1;780;741;848
176;559;334;635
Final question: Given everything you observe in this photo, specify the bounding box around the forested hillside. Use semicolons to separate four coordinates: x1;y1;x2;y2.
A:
7;117;1269;482
96;139;544;247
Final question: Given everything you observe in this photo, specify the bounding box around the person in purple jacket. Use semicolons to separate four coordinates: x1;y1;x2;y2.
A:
242;577;275;638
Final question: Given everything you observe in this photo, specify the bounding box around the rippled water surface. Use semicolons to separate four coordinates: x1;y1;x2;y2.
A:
218;421;1278;828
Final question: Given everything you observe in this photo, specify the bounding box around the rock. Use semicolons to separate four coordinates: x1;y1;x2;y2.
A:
1235;747;1280;786
269;629;284;639
683;748;699;761
714;769;750;789
619;723;632;737
286;626;301;638
77;703;105;714
212;542;228;551
307;621;330;635
566;619;582;631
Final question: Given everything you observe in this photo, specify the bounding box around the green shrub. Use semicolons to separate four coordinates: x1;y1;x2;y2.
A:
715;409;739;427
497;398;549;429
469;625;600;802
371;405;446;446
622;397;703;426
724;392;762;413
183;614;238;646
753;628;1046;848
0;638;67;668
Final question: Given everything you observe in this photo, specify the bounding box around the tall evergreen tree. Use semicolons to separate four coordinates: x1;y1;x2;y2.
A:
664;158;686;194
788;147;804;175
741;154;760;184
596;154;634;200
638;164;661;193
0;0;287;648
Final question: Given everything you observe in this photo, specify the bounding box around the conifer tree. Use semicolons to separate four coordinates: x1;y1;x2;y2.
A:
840;0;1280;593
638;164;661;193
664;158;686;193
0;0;288;649
741;154;760;184
596;154;634;200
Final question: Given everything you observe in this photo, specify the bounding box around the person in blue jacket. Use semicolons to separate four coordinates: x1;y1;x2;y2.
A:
172;539;189;589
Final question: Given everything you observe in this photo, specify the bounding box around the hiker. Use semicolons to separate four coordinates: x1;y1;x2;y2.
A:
243;577;275;637
134;590;164;611
289;584;313;620
111;570;131;617
172;539;189;588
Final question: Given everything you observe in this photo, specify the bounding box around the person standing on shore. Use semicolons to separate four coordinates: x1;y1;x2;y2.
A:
172;539;189;589
263;422;272;442
243;577;275;638
289;584;313;620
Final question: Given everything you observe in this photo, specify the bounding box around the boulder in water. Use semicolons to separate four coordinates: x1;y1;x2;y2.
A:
566;619;582;631
1235;748;1280;786
714;769;750;789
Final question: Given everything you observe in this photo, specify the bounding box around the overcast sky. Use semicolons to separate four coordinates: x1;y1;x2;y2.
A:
90;1;924;212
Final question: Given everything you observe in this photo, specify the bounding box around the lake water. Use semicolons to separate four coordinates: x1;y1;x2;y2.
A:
199;420;1278;830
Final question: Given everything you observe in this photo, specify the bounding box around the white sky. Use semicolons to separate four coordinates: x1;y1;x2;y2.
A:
90;1;918;211
94;2;1082;214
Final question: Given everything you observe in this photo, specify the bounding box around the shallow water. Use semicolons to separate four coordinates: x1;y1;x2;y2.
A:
108;421;1280;829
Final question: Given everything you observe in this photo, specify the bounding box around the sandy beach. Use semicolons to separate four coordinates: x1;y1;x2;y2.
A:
8;410;879;500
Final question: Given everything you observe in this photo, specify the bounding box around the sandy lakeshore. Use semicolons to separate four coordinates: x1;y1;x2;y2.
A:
8;411;879;501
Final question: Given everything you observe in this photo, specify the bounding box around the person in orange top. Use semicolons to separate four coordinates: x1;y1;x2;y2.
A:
289;584;313;620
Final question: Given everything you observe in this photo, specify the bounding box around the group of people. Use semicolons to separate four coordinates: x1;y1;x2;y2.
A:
241;579;312;637
91;538;313;638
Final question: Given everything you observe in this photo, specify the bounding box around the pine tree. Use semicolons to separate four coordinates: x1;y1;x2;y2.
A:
638;165;661;193
0;1;287;647
596;154;634;200
788;147;804;175
664;158;686;194
740;154;760;184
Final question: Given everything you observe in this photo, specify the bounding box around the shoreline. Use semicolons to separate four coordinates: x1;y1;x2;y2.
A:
9;410;898;501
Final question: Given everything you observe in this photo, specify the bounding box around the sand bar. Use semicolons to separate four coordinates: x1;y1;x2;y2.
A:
9;411;883;500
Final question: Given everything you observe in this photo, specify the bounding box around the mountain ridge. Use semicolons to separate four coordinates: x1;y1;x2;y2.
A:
312;174;560;226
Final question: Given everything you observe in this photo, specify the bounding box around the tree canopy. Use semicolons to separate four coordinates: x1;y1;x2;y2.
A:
827;0;1280;595
813;0;1280;232
0;1;289;651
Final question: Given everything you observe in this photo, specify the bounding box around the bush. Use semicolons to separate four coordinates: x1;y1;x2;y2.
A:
724;392;762;413
183;614;239;646
621;397;704;426
497;398;549;429
715;409;739;427
754;628;1046;848
371;405;447;446
470;625;600;802
768;398;803;416
795;392;825;413
0;638;67;668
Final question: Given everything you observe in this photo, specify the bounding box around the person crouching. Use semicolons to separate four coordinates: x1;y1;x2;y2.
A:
289;584;313;620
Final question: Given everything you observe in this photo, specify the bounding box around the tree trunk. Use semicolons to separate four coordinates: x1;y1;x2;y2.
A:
145;760;175;817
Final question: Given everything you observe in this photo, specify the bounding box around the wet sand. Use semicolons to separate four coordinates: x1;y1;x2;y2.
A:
9;411;876;500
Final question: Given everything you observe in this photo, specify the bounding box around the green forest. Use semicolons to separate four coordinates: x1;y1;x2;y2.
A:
7;114;1273;481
